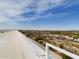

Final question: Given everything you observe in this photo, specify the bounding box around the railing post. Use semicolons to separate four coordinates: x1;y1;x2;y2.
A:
46;43;49;59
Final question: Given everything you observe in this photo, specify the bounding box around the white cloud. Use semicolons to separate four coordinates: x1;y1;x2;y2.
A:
0;0;33;22
0;21;19;29
0;15;10;22
0;0;78;30
0;0;64;22
0;0;33;16
36;0;64;13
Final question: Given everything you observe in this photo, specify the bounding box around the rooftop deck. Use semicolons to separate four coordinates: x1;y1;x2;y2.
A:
0;31;45;59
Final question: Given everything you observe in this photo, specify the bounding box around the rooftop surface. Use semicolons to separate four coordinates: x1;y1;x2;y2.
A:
0;31;45;59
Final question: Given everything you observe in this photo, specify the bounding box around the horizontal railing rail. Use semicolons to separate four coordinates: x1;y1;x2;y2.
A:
46;43;79;59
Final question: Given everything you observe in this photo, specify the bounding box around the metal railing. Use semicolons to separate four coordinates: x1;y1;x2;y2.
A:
46;43;79;59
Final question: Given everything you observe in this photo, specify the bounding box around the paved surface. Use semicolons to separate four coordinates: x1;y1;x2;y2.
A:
0;31;45;59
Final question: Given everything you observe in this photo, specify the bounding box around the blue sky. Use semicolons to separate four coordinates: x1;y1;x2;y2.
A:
0;0;79;30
